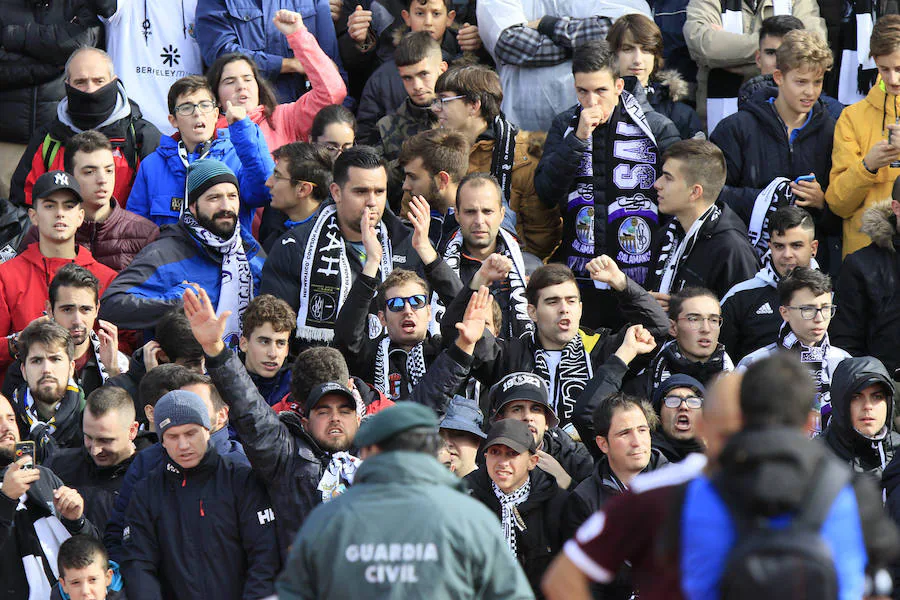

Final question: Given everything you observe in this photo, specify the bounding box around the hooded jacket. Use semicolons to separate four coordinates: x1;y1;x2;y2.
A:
125;118;274;234
19;199;160;271
822;356;900;481
104;427;247;564
830;201;900;376
466;466;569;600
120;445;279;600
827;80;900;256
99;220;263;331
563;448;668;540
644;200;760;299
0;244;116;373
711;86;836;225
0;0;115;144
277;451;534;600
51;560;126;600
11;86;161;208
680;427;898;599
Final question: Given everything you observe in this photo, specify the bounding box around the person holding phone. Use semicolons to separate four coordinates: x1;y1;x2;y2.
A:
0;393;98;600
709;30;841;272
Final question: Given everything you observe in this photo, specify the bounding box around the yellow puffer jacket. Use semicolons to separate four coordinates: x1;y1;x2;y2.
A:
468;130;561;259
827;81;900;256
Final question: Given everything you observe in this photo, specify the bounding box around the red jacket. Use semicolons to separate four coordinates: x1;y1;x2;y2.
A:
0;244;117;369
19;200;160;271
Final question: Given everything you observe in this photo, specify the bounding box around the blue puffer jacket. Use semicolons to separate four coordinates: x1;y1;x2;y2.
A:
126;117;274;233
196;0;345;103
98;221;264;331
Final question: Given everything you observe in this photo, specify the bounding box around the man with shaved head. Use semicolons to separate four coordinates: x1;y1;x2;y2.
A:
543;371;744;600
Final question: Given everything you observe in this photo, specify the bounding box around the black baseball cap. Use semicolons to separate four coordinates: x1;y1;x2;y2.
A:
488;372;559;427
484;419;537;455
32;170;83;204
305;382;356;415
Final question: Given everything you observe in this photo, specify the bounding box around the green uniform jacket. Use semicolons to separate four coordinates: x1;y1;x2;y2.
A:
277;451;536;600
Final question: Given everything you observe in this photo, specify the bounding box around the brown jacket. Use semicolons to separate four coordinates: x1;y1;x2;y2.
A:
468;130;561;259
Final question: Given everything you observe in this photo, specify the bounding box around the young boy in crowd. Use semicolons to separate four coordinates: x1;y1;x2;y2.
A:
54;535;126;600
126;75;274;234
239;294;296;406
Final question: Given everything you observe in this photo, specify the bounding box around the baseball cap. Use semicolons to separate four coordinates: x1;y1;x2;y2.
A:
483;419;537;455
354;402;438;448
32;171;83;204
305;381;356;416
488;372;559;428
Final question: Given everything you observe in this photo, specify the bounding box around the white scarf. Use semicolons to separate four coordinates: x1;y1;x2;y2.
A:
182;211;252;348
317;451;362;502
24;514;71;600
492;479;530;556
297;204;392;342
655;203;721;295
428;227;533;338
88;330;129;383
373;337;428;400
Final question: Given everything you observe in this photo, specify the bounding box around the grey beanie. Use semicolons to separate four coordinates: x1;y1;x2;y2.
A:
154;389;210;435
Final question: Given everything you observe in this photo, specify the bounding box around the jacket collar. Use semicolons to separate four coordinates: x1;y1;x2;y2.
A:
163;442;218;483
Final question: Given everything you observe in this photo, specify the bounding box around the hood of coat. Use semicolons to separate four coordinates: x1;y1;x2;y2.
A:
861;199;897;251
827;355;895;449
651;69;691;103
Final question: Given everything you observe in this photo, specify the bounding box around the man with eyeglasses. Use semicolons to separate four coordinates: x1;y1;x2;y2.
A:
260;142;334;253
650;375;706;463
125;75;274;234
739;267;849;436
637;287;734;402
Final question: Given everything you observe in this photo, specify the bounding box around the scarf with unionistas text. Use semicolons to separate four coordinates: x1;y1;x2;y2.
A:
777;322;836;427
428;227;532;338
297;204;393;342
492;478;530;556
561;93;659;286
532;331;593;426
183;211;251;349
654;203;721;294
373;338;427;400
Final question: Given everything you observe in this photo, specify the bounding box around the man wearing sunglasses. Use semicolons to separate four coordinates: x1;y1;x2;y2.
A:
739;267;849;436
126;75;274;232
650;375;706;463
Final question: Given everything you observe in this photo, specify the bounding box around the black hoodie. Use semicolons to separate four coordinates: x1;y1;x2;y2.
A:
822;356;900;481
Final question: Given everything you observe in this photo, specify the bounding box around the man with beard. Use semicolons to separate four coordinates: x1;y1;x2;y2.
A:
44;386;152;536
101;160;264;347
10;47;160;208
4;264;128;399
183;285;364;559
650;375;706;462
0;393;98;600
9;321;85;462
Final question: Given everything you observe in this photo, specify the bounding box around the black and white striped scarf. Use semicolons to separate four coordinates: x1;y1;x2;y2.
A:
532;331;594;425
492;478;530;556
296;204;393;342
653;203;722;294
747;177;794;260
489;115;517;204
838;0;878;105
372;338;428;400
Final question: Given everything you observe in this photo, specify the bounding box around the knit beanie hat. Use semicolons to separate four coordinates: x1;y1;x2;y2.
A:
186;159;239;206
154;390;211;435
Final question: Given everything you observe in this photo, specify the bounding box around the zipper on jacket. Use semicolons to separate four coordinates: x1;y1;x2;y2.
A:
199;499;205;517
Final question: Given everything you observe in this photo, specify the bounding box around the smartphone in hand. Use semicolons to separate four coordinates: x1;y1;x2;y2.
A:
14;440;35;469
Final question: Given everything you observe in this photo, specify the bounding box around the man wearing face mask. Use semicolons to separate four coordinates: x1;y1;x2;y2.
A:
11;47;161;209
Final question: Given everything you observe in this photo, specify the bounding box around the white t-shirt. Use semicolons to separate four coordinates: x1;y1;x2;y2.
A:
104;0;203;134
542;350;563;410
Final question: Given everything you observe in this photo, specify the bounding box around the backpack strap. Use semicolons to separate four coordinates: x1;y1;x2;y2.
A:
794;458;852;531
